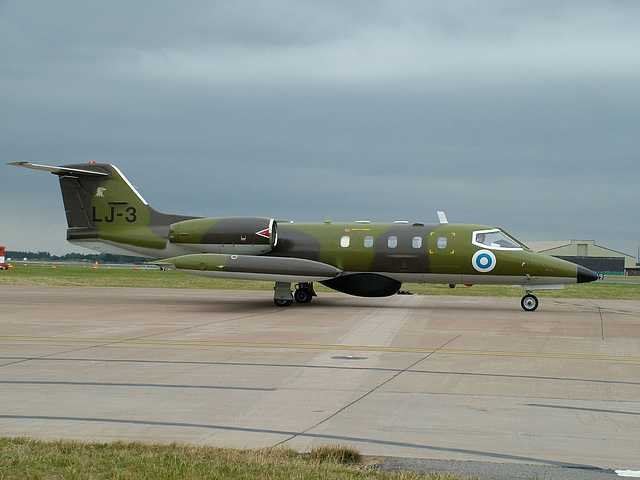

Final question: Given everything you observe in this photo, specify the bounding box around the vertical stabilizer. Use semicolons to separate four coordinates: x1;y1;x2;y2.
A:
9;162;195;257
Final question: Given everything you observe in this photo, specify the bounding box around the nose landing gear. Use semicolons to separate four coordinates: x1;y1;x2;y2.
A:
521;293;539;312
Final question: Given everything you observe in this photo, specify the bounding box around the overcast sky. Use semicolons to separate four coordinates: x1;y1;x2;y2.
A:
1;1;639;256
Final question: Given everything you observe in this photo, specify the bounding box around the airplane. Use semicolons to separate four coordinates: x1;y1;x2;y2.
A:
0;246;9;270
9;161;598;311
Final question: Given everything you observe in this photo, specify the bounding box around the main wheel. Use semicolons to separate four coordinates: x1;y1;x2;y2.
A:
274;298;293;307
294;288;313;304
521;294;539;312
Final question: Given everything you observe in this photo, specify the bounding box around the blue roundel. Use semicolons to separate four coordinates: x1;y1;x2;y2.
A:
472;249;496;273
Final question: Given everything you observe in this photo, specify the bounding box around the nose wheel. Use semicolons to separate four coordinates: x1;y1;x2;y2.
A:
521;293;539;312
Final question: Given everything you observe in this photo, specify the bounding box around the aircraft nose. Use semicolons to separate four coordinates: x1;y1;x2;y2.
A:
577;265;598;283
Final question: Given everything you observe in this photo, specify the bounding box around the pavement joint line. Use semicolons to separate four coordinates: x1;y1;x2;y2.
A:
2;336;640;362
276;334;463;448
545;300;640;317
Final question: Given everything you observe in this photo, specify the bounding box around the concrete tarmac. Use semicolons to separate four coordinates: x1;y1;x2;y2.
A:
1;286;639;476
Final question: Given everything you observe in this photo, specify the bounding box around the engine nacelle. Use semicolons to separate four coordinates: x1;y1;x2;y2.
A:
169;217;277;254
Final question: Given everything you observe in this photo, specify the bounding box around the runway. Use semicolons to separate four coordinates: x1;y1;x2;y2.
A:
1;286;639;473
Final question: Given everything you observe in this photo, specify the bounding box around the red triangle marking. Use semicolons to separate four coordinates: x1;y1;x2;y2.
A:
255;229;270;239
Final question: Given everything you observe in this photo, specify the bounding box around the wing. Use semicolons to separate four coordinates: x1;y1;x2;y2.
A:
157;253;342;283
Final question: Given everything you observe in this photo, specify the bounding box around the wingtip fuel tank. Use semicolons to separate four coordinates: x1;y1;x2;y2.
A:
158;253;341;283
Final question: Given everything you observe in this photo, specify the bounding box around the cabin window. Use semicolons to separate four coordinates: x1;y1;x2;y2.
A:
387;236;398;248
340;235;350;248
437;237;447;249
364;236;374;248
412;237;422;249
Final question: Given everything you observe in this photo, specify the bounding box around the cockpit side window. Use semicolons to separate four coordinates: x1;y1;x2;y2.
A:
472;229;523;250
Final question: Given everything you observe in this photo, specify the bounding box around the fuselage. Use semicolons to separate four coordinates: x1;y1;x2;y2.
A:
70;216;591;289
269;221;587;287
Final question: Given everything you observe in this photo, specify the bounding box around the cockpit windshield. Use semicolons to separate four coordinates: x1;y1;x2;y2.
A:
472;229;525;251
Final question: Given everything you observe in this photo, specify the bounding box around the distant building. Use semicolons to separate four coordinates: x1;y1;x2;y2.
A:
526;240;639;276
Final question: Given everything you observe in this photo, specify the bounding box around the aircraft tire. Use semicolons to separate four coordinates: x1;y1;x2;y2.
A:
294;288;313;304
274;298;293;307
521;294;539;312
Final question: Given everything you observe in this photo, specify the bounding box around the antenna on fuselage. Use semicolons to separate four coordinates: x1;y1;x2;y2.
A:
437;211;448;224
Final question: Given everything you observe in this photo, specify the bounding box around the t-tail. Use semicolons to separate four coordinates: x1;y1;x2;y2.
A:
9;162;196;257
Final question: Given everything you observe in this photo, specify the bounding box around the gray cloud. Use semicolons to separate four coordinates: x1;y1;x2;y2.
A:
1;1;638;256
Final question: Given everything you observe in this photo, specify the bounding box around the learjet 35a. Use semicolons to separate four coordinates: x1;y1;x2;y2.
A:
10;162;598;311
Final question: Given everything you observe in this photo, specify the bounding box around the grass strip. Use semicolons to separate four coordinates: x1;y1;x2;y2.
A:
0;438;466;480
0;265;637;300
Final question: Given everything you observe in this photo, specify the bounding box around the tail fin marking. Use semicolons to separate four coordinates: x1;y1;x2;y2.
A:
9;161;195;256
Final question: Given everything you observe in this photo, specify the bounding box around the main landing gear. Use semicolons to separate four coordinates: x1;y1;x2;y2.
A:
521;293;539;312
294;282;315;304
273;282;316;307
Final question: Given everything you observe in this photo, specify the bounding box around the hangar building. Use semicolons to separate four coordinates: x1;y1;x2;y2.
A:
527;240;639;276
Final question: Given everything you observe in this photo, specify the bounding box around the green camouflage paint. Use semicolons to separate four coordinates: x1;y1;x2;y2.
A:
10;161;597;308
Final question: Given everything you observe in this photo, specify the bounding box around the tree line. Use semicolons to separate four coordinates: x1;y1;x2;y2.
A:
5;251;150;264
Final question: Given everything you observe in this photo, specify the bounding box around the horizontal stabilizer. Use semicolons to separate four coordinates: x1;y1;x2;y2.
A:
157;254;342;283
8;161;109;177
